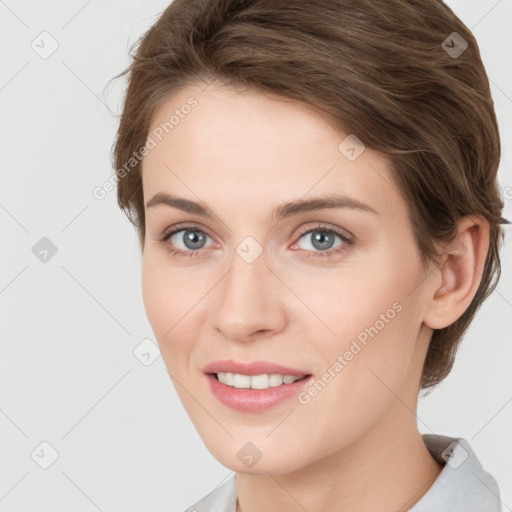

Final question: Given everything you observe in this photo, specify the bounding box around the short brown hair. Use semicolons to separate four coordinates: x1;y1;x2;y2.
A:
111;0;507;391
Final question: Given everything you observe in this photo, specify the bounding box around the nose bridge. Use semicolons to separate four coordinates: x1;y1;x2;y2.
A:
209;242;285;340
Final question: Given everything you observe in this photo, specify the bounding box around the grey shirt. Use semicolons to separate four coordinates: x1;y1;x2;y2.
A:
184;434;502;512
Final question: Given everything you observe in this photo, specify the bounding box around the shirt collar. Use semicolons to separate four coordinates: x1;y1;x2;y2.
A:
409;434;502;511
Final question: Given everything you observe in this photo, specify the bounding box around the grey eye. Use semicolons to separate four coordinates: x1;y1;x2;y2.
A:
172;229;211;250
298;230;343;252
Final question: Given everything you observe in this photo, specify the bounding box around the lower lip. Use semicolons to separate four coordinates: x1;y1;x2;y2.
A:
206;374;312;413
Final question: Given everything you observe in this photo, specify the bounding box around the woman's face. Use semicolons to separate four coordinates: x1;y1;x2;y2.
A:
141;83;438;474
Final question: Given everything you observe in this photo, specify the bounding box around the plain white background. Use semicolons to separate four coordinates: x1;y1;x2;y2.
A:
1;1;511;510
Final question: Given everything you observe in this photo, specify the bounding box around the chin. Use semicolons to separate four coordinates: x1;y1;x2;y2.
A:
199;432;316;476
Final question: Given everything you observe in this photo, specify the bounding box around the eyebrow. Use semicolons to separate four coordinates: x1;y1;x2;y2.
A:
145;192;378;220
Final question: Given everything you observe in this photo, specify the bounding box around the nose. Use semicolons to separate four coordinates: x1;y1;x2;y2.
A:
209;247;287;343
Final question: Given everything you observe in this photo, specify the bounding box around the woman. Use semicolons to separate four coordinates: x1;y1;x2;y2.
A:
111;0;508;510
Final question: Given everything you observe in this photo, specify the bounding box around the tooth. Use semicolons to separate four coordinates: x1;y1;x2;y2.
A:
251;374;270;389
233;373;251;388
269;374;284;387
216;372;304;388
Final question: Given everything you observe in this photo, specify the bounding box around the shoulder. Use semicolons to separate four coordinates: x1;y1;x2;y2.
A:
181;474;237;512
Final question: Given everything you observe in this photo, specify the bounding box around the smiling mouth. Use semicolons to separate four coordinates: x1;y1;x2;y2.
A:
212;372;310;390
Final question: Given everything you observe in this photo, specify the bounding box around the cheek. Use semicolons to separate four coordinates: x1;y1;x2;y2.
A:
296;249;423;413
292;247;419;347
141;252;198;358
141;254;170;336
142;248;194;328
296;245;423;396
141;250;220;387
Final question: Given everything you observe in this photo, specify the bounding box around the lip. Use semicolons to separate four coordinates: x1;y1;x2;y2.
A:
203;360;313;413
203;360;309;377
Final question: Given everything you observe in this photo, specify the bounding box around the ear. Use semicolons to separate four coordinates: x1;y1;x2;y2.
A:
423;215;490;330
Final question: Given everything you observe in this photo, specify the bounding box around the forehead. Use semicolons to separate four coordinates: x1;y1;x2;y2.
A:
142;84;403;219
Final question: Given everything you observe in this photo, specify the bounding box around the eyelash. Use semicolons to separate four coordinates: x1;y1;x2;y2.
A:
157;223;355;260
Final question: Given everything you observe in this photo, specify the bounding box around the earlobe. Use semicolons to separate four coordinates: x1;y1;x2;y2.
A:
423;215;490;330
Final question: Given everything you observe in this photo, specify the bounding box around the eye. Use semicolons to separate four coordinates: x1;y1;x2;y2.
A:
158;225;214;258
292;224;354;259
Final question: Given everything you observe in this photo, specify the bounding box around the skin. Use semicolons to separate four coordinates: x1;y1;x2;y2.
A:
140;82;490;511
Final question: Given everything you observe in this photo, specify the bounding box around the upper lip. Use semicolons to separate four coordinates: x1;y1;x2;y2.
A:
203;360;310;377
